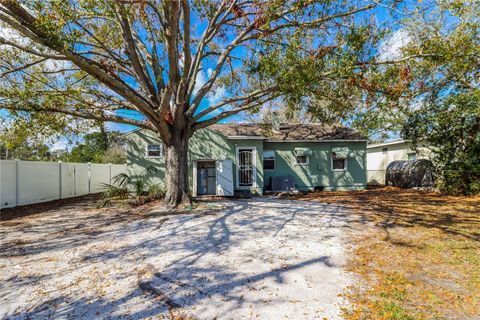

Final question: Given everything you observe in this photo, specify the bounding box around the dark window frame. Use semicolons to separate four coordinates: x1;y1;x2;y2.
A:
146;144;162;158
295;155;309;165
263;150;276;171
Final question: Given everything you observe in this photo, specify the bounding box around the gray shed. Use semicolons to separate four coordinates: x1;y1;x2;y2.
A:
386;159;435;188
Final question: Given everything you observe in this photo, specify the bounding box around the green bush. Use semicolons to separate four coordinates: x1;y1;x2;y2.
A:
98;165;165;207
439;164;480;195
403;92;480;196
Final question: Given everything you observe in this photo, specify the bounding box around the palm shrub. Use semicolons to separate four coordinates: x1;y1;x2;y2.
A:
98;165;165;207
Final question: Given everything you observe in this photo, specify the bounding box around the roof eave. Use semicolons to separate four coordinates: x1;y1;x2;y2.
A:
367;139;408;148
265;139;368;143
227;135;266;140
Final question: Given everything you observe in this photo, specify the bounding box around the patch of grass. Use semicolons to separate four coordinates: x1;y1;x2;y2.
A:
294;187;480;320
380;301;414;320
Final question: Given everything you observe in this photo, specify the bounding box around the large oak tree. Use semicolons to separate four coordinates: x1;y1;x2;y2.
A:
0;0;404;206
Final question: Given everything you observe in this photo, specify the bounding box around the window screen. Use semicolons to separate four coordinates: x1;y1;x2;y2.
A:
295;155;308;165
332;158;346;170
146;144;162;157
263;151;275;170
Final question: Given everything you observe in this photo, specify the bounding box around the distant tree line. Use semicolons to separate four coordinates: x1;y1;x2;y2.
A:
0;127;126;164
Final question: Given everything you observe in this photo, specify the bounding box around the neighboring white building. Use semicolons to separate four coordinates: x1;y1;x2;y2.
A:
367;139;431;185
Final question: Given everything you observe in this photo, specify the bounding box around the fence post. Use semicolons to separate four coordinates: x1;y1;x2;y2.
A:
15;159;19;207
73;164;77;196
88;162;91;194
109;163;112;184
58;161;62;200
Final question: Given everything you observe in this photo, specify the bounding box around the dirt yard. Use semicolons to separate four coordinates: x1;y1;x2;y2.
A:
293;187;480;320
0;197;355;320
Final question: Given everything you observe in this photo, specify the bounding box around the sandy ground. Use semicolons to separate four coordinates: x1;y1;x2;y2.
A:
0;197;356;320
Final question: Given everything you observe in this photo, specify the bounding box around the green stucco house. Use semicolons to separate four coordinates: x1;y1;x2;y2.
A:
125;123;367;196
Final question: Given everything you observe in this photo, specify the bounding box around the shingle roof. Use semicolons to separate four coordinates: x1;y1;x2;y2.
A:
209;123;366;141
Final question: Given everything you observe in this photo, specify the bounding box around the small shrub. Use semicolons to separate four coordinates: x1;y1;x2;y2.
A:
98;165;165;207
147;184;166;199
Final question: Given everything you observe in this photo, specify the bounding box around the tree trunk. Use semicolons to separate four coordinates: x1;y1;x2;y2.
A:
163;131;191;208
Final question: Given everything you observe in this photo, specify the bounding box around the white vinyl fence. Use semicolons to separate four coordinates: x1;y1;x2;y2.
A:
367;170;386;185
0;160;127;209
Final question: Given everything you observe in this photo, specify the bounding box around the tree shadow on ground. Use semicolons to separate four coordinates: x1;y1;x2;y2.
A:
1;197;351;319
294;188;480;243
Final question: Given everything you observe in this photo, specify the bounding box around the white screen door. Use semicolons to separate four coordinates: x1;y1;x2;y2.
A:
238;148;254;186
216;159;234;196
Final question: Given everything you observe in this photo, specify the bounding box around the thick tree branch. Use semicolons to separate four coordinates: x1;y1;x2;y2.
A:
0;57;48;77
0;36;67;60
192;86;279;122
115;6;157;101
192;94;281;131
0;1;169;136
1;104;153;130
189;16;257;116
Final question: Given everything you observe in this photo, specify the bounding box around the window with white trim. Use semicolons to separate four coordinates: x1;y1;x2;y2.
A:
263;151;275;170
146;144;162;158
295;155;309;165
331;154;347;171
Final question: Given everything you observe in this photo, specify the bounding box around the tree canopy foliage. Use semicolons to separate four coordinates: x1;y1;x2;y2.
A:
351;0;479;139
1;0;410;205
0;111;89;160
398;2;480;194
60;128;126;164
1;0;477;204
403;91;480;195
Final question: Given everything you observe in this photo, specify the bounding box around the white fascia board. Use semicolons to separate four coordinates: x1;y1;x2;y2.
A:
227;136;266;140
265;139;368;143
367;139;408;148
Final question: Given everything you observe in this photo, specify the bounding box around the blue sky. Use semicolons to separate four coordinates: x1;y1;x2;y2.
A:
1;0;437;148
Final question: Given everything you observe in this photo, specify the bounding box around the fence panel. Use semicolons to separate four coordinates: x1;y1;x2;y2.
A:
60;162;76;199
0;160;127;209
367;170;386;185
110;164;127;182
0;160;17;208
18;161;60;206
90;163;111;193
74;163;90;196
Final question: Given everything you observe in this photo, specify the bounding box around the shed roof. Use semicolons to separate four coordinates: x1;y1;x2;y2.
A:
209;123;367;141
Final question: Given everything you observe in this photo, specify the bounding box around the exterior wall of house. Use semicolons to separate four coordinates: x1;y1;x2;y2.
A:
126;128;264;194
263;141;367;191
366;141;432;185
126;129;367;193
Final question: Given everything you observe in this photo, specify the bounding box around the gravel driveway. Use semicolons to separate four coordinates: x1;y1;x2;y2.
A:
0;197;355;319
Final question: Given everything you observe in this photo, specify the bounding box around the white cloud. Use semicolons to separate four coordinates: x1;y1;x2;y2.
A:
207;86;226;105
205;67;226;105
378;29;412;61
192;67;227;106
0;22;30;46
193;69;206;95
42;59;73;72
410;98;426;111
50;138;69;151
106;121;137;133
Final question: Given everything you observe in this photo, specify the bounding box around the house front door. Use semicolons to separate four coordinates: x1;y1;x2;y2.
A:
237;148;255;187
